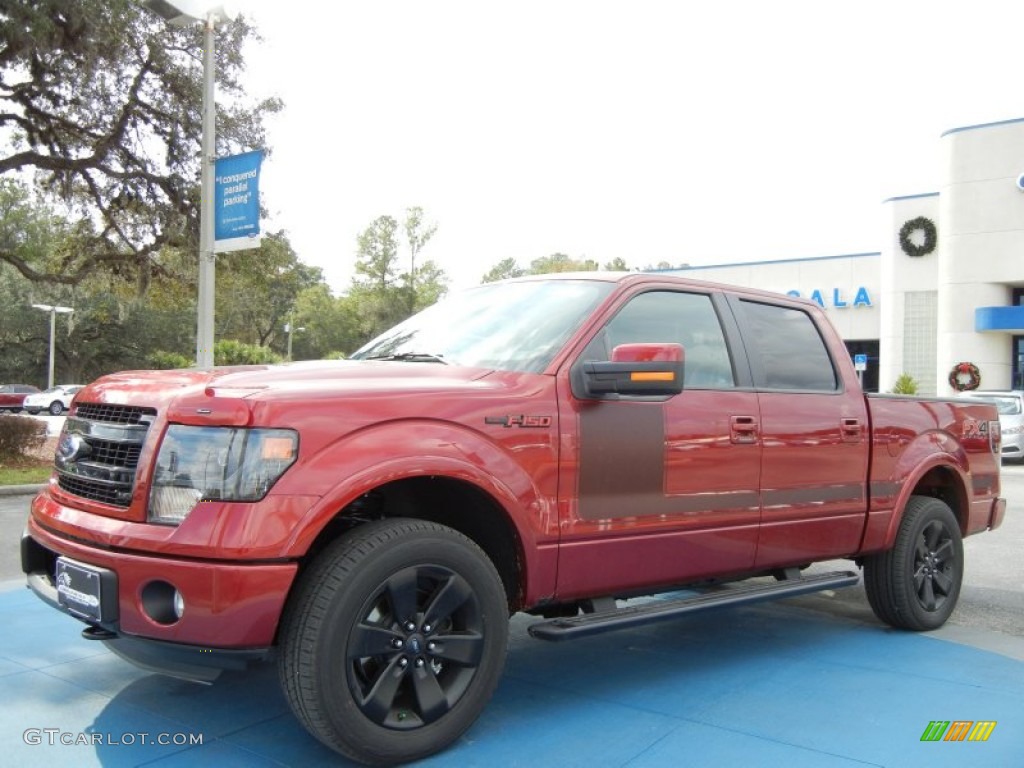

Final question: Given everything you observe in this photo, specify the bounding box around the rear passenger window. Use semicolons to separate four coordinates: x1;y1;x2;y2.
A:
739;300;838;391
583;291;735;388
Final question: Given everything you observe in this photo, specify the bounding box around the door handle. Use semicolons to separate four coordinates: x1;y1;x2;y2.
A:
730;415;759;445
841;418;863;442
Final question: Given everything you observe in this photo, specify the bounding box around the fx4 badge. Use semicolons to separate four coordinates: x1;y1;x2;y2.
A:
961;417;990;439
485;415;552;428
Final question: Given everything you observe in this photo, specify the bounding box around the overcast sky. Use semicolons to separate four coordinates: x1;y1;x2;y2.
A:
235;0;1024;292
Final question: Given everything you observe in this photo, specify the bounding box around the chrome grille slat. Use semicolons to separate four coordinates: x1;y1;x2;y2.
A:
74;403;155;425
57;475;127;506
85;439;142;468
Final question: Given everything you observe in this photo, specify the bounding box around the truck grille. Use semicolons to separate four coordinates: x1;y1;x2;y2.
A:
55;404;157;508
75;403;153;426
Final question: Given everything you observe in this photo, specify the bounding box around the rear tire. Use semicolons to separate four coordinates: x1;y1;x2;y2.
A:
864;496;963;631
278;518;509;765
49;400;64;415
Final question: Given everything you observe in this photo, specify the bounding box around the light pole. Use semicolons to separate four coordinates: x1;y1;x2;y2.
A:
141;1;233;369
31;304;74;389
285;321;306;361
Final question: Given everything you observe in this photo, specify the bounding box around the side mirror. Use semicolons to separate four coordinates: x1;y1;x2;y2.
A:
582;343;685;397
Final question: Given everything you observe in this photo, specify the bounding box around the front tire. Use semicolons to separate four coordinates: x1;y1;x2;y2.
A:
279;519;509;765
864;496;963;631
49;400;64;415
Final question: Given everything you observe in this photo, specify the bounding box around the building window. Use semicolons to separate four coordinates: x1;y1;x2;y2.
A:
844;340;879;393
904;291;937;397
1014;289;1024;390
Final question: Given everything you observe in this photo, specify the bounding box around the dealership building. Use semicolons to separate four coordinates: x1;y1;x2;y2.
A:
667;116;1024;396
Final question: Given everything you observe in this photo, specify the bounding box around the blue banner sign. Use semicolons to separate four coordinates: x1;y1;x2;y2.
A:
214;150;263;253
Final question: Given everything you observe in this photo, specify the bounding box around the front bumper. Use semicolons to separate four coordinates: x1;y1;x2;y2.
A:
1000;430;1024;460
22;517;298;679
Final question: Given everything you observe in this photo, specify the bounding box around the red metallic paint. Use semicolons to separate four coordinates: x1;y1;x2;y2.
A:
560;387;763;594
24;273;1004;656
610;342;683;363
33;490;322;560
39;365;567;608
860;395;1001;552
754;390;869;567
27;516;294;647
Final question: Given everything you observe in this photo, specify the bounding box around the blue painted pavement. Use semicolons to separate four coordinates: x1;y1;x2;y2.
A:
0;581;1021;767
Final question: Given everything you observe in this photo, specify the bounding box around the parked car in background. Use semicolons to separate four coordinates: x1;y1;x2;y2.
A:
959;389;1024;462
0;384;41;413
23;385;85;416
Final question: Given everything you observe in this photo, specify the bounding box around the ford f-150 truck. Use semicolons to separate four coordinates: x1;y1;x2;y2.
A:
22;273;1005;765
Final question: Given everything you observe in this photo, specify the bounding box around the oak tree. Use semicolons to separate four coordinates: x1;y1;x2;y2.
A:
0;0;280;287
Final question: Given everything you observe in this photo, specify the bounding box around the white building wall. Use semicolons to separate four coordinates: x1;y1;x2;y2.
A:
880;194;940;395
937;119;1024;392
662;116;1024;398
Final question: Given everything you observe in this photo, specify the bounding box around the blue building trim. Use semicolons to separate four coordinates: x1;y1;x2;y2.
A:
882;192;939;203
976;305;1024;332
661;252;881;273
941;116;1024;138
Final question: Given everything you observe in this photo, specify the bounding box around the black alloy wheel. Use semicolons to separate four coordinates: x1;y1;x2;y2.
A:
279;518;509;765
912;518;957;613
864;495;964;631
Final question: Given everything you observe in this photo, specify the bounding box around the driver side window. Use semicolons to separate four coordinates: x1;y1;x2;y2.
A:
582;291;735;388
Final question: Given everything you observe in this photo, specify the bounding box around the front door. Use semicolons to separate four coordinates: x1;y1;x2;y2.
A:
555;288;762;599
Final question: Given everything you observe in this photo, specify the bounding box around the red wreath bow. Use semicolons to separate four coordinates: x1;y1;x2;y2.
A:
949;362;980;392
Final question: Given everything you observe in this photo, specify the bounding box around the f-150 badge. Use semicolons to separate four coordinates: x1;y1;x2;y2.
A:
485;415;552;428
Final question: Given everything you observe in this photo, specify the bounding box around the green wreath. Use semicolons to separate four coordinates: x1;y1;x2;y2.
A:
948;361;981;392
899;216;937;257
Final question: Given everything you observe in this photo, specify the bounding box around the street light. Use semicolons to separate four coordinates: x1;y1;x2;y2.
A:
31;304;74;390
285;321;306;361
141;1;234;369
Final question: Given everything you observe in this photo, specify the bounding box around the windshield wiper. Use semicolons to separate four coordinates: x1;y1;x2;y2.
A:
364;352;448;364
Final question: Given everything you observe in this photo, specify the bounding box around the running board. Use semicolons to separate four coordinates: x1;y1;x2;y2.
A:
528;570;860;642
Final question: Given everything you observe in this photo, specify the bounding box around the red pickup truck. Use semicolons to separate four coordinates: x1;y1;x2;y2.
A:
22;273;1005;765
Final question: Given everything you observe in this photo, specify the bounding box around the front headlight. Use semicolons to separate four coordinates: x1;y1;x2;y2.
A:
148;426;298;525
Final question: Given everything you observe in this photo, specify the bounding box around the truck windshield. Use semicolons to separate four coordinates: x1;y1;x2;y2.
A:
352;279;615;374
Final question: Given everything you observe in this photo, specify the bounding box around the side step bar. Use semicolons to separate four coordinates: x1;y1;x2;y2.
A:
528;570;860;642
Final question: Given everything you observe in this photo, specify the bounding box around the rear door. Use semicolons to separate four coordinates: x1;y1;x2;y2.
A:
729;296;869;567
554;287;762;599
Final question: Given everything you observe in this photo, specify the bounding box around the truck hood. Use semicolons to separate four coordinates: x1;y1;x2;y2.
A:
80;360;502;414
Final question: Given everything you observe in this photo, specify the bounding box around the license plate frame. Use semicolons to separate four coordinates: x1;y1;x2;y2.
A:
56;557;116;623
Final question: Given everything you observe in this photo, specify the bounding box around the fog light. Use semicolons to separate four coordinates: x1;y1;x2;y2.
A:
141;580;183;625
